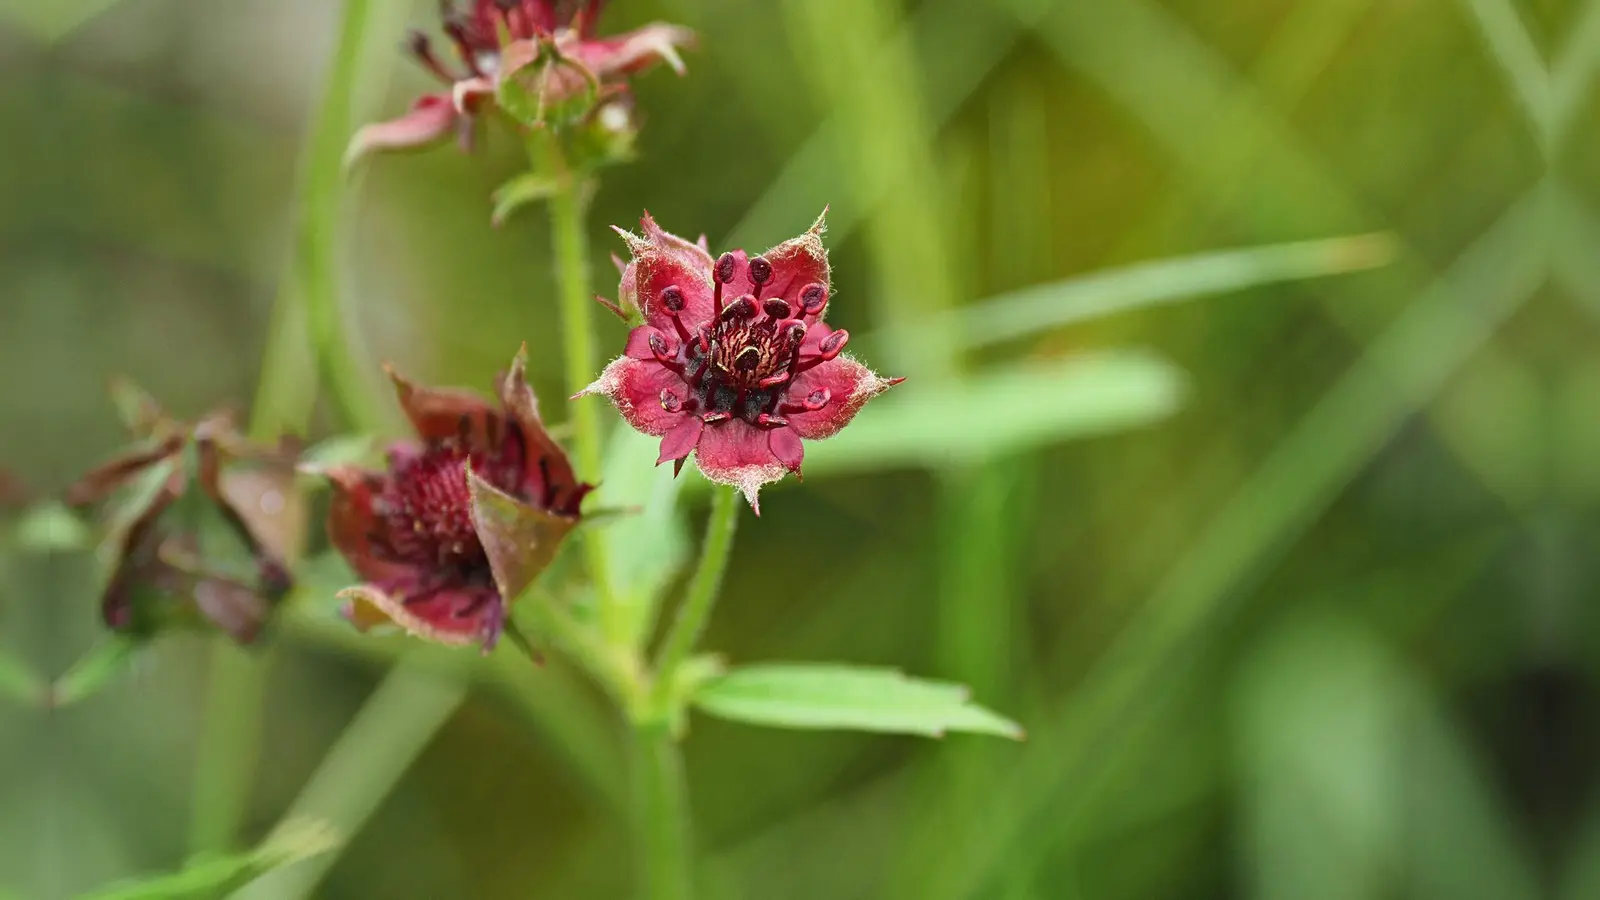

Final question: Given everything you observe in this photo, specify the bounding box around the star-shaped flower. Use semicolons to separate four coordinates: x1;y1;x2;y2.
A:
313;347;590;650
580;211;902;512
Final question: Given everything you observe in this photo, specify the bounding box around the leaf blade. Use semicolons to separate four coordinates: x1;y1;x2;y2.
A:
694;663;1023;740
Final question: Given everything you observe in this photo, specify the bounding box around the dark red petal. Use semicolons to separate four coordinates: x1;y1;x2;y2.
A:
759;210;830;315
786;357;901;441
768;427;804;474
344;93;459;166
316;463;419;584
578;356;693;437
615;212;715;331
386;363;505;451
64;434;183;507
624;326;667;360
693;419;788;513
497;345;582;511
656;416;703;466
340;582;503;648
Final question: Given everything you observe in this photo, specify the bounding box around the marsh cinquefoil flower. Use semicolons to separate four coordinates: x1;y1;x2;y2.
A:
66;394;297;644
347;0;692;162
314;349;590;650
581;212;903;512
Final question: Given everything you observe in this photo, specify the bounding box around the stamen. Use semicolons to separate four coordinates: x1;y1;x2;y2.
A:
762;298;791;320
407;31;458;83
748;256;773;298
713;252;736;317
660;389;683;413
755;413;789;428
721;296;757;321
818;329;849;360
800;283;828;317
701;410;731;424
659;285;685;312
648;332;678;366
734;347;762;372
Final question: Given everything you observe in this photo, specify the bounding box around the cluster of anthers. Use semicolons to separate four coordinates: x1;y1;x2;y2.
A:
650;256;849;444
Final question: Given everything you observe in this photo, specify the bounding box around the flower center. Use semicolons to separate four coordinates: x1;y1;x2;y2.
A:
410;1;557;84
377;441;522;574
648;256;848;429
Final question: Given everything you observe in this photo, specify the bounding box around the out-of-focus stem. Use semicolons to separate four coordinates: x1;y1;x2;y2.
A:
193;0;381;857
632;722;693;900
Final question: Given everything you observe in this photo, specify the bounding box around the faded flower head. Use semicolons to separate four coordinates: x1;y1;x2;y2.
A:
346;0;693;164
312;347;590;651
580;211;903;512
66;385;300;644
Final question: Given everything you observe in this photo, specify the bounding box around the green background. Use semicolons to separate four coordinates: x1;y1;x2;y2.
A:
2;0;1596;897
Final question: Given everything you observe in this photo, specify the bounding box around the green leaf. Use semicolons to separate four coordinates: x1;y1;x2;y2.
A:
490;173;560;227
891;233;1394;350
798;351;1182;475
10;501;92;552
693;663;1023;739
74;818;338;900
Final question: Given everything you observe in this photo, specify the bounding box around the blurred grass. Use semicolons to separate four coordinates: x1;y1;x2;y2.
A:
3;0;1595;898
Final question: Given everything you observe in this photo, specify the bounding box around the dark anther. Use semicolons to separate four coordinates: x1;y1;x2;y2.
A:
660;285;685;311
648;332;676;362
784;322;808;345
714;253;737;284
735;347;762;372
762;298;791;320
800;283;828;316
819;329;849;358
721;296;756;321
407;31;457;83
748;256;773;286
660;390;683;413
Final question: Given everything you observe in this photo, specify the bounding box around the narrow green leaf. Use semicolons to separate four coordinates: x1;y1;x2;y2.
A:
231;663;465;900
694;663;1023;739
10;501;92;553
76;818;338;900
801;351;1182;475
889;233;1394;350
49;636;139;708
490;172;561;227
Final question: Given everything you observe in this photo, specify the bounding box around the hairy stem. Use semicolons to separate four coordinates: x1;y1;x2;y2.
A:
651;486;740;710
537;138;621;643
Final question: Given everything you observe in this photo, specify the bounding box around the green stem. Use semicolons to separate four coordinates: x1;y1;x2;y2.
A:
632;723;693;900
193;0;382;857
650;486;740;712
537;137;620;643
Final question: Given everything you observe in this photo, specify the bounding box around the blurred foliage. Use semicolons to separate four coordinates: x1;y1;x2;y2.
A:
2;0;1597;898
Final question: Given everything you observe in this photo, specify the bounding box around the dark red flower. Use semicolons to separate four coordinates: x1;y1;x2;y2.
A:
313;347;590;650
580;211;903;512
67;394;299;644
346;0;692;163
